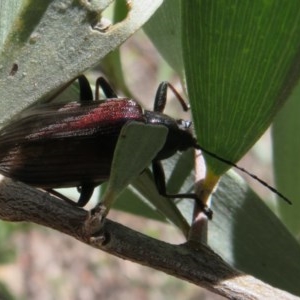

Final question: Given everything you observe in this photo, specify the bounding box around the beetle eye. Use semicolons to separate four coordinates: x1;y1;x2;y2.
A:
177;119;192;129
186;121;192;128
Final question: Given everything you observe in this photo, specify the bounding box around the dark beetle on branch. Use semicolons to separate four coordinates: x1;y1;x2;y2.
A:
0;76;291;219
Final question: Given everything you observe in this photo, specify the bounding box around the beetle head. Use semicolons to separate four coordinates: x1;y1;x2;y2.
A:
144;111;197;160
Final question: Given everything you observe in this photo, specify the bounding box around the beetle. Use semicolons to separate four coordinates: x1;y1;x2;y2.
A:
0;75;291;218
0;75;214;217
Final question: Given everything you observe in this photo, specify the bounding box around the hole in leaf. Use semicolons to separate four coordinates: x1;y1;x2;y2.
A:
91;0;129;32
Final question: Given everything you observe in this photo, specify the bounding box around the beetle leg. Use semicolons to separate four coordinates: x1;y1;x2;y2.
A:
95;77;118;100
152;161;212;219
153;82;168;112
45;183;95;207
78;75;93;103
45;189;78;206
154;82;189;113
42;75;94;105
76;183;95;207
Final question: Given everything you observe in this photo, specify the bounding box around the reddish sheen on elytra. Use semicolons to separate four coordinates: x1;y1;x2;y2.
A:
27;99;144;140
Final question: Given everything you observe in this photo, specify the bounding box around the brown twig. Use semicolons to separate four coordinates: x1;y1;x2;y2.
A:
0;178;297;300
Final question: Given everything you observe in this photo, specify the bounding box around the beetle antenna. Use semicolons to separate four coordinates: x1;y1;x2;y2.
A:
195;143;292;205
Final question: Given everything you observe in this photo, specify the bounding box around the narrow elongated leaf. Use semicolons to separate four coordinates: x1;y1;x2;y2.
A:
108;151;193;235
0;0;162;123
99;0;134;97
113;187;166;222
182;1;300;176
272;83;300;240
210;172;300;296
165;149;195;195
101;122;168;210
129;169;191;236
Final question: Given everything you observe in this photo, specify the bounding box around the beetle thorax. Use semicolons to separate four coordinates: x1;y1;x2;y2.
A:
144;111;197;160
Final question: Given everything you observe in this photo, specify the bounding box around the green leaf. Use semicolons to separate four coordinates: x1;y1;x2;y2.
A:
272;82;300;240
99;0;134;97
113;187;167;223
129;169;191;237
182;1;300;176
143;0;183;76
101;122;168;210
110;151;193;236
0;0;163;124
210;172;300;296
